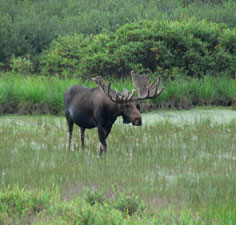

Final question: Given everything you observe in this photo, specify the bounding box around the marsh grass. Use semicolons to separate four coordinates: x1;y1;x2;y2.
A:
0;74;93;114
1;73;236;114
0;110;236;223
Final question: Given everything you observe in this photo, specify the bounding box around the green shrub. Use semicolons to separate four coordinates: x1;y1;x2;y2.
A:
113;192;146;216
0;186;148;224
84;189;105;206
41;19;236;78
10;55;33;74
0;185;55;219
1;0;236;72
0;0;67;70
40;34;86;76
1;0;236;74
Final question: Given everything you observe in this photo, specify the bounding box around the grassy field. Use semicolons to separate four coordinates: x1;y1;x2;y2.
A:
1;109;236;224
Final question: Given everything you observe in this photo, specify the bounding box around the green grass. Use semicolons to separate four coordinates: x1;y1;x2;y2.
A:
1;73;236;114
0;111;236;224
0;73;93;114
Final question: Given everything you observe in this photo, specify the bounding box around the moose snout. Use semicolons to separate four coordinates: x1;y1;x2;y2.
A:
132;117;142;126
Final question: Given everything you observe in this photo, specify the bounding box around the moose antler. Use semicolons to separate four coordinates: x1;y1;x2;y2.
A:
92;71;165;103
92;76;136;103
131;71;165;100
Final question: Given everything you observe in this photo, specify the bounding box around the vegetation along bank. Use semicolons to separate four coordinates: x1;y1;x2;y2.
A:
1;18;235;114
1;73;236;114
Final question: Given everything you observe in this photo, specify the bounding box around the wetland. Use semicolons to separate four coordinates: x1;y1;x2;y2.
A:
1;108;236;224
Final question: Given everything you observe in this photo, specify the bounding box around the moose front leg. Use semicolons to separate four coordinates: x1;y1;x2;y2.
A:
98;126;111;155
80;127;85;149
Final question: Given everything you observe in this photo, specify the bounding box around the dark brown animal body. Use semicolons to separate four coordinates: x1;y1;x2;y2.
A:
64;85;141;153
64;71;165;154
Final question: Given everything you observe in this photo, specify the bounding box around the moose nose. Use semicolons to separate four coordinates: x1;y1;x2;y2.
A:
132;117;142;126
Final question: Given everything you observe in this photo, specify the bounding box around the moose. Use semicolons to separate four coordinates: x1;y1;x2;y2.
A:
64;71;165;154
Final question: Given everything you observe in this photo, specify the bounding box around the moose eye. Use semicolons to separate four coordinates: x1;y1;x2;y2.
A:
125;104;130;108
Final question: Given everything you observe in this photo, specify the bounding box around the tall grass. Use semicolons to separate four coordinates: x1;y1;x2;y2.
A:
156;76;236;106
0;112;236;224
0;73;93;114
1;73;236;114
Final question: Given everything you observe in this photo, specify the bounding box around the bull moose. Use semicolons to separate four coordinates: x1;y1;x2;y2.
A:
64;71;165;154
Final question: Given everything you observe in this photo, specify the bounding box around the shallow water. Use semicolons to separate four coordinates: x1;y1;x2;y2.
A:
141;107;236;125
0;107;236;126
1;107;236;198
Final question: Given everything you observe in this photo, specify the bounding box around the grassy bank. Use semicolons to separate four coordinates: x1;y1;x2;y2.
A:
1;73;236;114
0;112;236;224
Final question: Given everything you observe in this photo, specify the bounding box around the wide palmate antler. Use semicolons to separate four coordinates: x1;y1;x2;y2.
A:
92;71;165;103
131;71;165;100
92;76;136;103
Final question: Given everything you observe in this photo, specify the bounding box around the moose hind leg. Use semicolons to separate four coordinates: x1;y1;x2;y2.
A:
80;127;85;149
65;111;74;150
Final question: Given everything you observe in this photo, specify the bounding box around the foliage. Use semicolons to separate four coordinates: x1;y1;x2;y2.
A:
0;0;236;72
113;192;146;216
1;186;235;224
41;19;236;78
10;55;33;74
40;34;86;77
0;185;57;222
0;185;188;224
84;189;105;206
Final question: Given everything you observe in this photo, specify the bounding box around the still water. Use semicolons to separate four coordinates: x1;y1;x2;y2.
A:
0;107;236;126
141;107;236;125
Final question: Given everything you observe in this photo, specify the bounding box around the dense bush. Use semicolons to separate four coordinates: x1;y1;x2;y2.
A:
113;192;146;216
41;19;236;78
10;55;33;74
0;0;60;68
0;0;235;71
